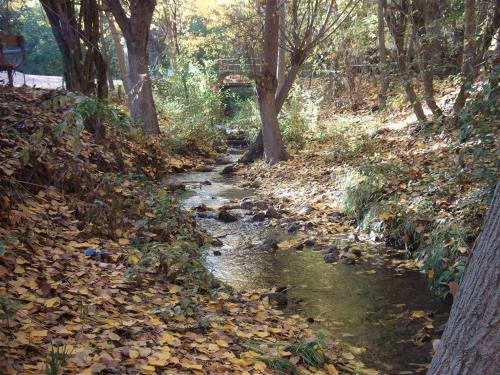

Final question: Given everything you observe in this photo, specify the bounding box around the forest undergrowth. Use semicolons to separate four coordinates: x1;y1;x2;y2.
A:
0;87;351;374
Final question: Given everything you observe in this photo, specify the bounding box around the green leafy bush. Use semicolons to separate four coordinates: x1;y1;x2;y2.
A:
279;85;320;147
340;164;391;221
229;97;260;142
417;222;468;294
154;58;224;153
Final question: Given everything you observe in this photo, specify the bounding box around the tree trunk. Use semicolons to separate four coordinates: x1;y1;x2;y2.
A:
428;182;500;374
386;2;427;122
127;43;160;135
277;0;286;88
377;0;389;108
105;11;129;94
452;0;477;118
241;55;303;164
40;0;86;92
105;0;160;135
255;0;288;164
413;0;443;118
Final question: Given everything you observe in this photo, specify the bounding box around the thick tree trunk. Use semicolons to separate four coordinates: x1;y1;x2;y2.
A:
105;0;160;135
127;43;160;135
428;182;500;374
259;90;289;164
255;0;288;164
377;0;389;108
41;0;86;93
240;57;302;164
106;12;129;95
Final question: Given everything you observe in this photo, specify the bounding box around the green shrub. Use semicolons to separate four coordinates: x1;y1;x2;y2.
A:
154;57;225;153
340;165;389;222
229;97;260;142
417;222;468;294
279;85;320;147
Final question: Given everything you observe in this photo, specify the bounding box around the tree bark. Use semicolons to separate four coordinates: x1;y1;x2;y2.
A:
386;1;427;122
413;0;442;118
127;43;160;135
105;0;160;135
277;0;287;88
256;0;289;164
428;182;500;374
452;0;477;118
40;0;86;92
377;0;389;108
105;11;129;95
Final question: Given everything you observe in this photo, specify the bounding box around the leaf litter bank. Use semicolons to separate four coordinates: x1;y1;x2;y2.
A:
0;87;353;374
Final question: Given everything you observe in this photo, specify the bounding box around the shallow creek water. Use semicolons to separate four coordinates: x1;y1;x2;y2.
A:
166;154;449;374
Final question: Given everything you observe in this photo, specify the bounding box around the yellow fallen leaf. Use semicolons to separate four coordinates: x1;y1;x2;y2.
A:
31;330;48;337
181;361;203;370
207;343;219;352
325;364;339;375
44;297;60;308
216;339;229;348
129;349;139;359
148;351;171;367
129;255;139;265
254;361;267;371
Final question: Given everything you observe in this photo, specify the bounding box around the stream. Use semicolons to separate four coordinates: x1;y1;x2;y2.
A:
166;153;449;374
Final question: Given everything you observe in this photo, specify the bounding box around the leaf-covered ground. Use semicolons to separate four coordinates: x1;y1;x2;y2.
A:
0;88;350;374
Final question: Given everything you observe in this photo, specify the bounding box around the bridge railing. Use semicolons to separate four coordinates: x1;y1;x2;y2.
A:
217;58;261;76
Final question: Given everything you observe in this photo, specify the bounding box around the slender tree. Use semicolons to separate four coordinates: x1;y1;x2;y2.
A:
385;0;427;122
452;0;500;123
104;0;160;135
412;0;443;118
428;182;500;374
377;0;389;108
105;11;129;96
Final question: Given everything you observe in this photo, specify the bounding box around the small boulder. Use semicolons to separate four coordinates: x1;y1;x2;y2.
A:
195;165;214;172
213;250;222;256
265;207;280;219
214;157;231;165
221;164;236;175
303;239;316;247
287;223;300;233
218;210;238;223
252;212;266;222
168;183;186;192
240;200;254;210
351;248;362;258
254;201;268;210
256;238;279;251
324;253;338;263
211;238;223;247
201;180;212;186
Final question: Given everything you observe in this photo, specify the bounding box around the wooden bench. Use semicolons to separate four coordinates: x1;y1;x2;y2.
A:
0;34;25;87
